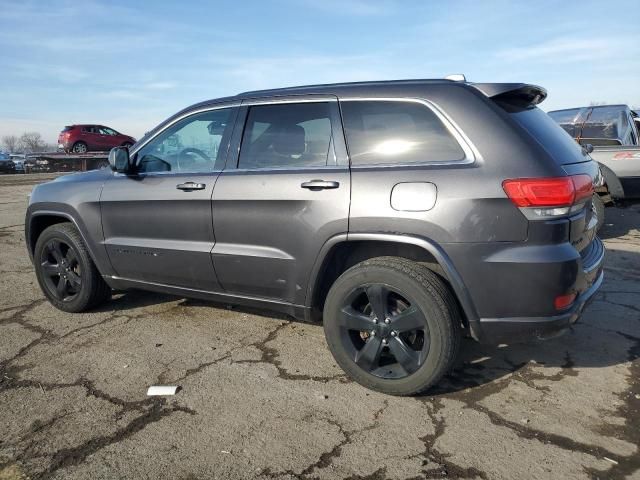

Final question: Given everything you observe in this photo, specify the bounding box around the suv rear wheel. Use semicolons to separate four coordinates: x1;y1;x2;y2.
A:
34;223;111;312
72;141;88;154
323;257;461;395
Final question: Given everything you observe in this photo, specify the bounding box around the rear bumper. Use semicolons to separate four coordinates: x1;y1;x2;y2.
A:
447;236;606;344
473;268;603;344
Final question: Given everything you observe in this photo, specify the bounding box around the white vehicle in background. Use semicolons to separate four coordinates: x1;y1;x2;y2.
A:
549;105;640;203
9;154;26;173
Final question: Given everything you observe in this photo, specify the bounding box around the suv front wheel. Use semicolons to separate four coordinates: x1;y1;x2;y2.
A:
34;223;111;312
323;257;461;395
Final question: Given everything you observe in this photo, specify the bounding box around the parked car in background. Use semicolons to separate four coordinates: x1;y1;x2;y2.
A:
58;125;136;154
549;105;640;202
10;154;26;173
27;78;604;395
0;152;16;174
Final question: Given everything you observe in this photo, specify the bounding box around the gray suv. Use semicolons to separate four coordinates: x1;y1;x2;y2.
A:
25;79;604;395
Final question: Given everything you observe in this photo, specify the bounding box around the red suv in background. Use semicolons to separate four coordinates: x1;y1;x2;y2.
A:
58;125;136;154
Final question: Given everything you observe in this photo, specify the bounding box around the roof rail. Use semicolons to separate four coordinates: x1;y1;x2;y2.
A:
445;74;466;82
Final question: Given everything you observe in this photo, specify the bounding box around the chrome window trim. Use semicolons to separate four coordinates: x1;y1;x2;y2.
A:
241;96;338;106
128;95;479;174
338;97;481;166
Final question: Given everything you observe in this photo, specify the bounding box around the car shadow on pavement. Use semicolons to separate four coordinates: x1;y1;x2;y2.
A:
91;290;180;313
597;201;640;240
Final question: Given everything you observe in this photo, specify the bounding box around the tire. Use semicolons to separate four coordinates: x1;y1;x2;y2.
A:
34;223;111;312
592;193;605;233
323;257;461;396
72;141;88;154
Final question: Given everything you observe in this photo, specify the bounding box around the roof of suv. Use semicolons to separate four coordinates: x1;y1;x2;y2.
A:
182;79;546;113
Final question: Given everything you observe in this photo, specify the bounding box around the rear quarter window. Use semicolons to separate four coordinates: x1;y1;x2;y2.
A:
340;100;466;166
509;107;587;165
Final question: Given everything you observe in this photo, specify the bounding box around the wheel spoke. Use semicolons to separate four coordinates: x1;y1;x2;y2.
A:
41;261;59;277
365;285;389;321
354;336;383;371
391;305;425;332
388;336;421;375
339;306;374;331
56;277;68;298
48;241;64;264
67;271;81;288
65;248;79;268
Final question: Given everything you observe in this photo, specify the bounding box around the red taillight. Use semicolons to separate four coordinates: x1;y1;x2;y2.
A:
554;292;577;310
571;174;593;203
502;174;593;207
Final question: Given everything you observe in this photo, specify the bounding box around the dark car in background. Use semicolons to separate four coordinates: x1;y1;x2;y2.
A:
0;152;16;174
58;125;136;154
27;78;604;395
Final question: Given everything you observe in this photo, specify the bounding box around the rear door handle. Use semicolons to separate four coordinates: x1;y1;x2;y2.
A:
176;182;206;191
301;180;340;190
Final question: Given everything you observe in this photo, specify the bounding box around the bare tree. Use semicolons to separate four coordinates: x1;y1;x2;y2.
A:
2;135;20;153
19;132;47;153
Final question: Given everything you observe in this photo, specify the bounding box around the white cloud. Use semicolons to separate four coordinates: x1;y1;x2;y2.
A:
495;36;632;63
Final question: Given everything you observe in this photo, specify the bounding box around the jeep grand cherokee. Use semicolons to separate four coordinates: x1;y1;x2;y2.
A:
26;79;604;395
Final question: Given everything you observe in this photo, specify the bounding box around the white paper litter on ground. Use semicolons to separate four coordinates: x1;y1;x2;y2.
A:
147;385;179;396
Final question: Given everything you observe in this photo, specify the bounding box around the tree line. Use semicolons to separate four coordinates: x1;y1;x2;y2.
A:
2;133;56;154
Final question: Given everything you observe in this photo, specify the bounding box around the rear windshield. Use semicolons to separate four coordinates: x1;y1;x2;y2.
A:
508;107;587;165
62;126;73;132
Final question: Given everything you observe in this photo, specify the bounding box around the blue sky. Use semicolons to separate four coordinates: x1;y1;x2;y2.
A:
0;0;638;143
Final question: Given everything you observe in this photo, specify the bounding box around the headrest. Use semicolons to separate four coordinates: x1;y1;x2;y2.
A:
273;124;305;156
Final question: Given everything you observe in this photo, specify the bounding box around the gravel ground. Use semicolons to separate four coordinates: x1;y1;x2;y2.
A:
0;173;638;480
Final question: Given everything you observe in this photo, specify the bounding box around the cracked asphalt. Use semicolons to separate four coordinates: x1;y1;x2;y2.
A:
0;173;638;480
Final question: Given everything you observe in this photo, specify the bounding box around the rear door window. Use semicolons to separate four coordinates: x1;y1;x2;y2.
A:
339;100;466;165
238;102;335;169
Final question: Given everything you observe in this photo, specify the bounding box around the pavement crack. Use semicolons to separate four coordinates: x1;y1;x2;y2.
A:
416;397;488;479
235;322;349;383
34;400;196;480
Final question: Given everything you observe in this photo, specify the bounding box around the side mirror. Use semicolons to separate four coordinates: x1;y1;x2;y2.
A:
108;146;131;173
582;143;594;154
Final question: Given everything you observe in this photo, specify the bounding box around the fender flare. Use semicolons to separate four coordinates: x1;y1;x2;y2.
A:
597;162;625;199
306;232;481;336
26;207;115;277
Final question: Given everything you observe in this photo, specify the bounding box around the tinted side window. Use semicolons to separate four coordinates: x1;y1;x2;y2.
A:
340;101;465;165
136;108;234;173
239;102;334;169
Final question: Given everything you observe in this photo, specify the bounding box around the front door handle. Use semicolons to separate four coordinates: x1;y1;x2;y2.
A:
301;180;340;191
176;182;206;191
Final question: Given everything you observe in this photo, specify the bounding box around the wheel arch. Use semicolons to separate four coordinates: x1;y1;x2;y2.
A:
598;162;625;199
26;210;110;277
306;233;480;333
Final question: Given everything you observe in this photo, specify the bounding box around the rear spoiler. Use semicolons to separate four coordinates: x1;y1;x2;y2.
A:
471;83;547;108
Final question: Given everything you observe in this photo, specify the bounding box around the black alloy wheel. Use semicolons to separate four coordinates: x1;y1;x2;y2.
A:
339;284;429;379
323;257;461;395
39;238;83;302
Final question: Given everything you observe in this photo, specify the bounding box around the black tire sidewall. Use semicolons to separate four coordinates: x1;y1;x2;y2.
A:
323;263;454;395
34;225;96;312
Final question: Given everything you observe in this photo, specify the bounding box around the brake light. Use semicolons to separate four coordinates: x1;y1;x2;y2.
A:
502;174;593;208
554;292;577;310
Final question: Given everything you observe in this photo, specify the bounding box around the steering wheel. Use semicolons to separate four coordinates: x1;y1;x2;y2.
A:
177;147;210;171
